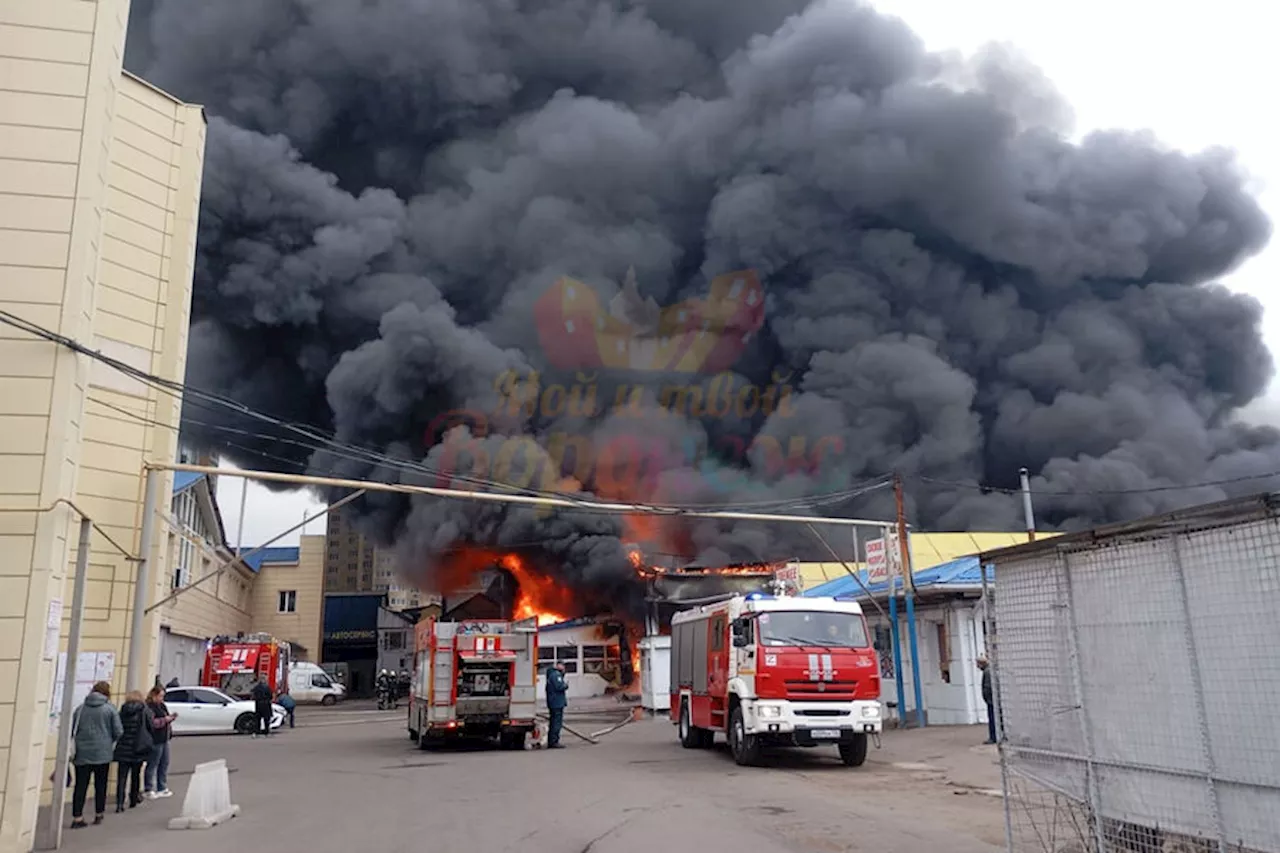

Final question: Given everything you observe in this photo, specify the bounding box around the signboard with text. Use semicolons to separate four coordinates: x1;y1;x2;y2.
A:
866;538;888;583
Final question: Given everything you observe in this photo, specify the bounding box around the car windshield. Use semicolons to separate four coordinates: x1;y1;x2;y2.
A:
757;611;869;648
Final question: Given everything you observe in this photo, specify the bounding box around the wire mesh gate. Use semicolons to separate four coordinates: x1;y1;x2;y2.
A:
985;496;1280;853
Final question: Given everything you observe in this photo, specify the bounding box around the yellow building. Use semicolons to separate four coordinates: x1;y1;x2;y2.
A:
247;535;326;662
0;1;206;846
796;531;1045;589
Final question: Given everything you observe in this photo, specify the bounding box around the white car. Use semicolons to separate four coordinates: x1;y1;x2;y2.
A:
162;686;286;735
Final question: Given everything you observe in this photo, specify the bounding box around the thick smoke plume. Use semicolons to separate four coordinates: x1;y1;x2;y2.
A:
126;0;1276;605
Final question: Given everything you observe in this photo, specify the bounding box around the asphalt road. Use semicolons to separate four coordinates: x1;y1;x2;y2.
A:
58;704;1006;853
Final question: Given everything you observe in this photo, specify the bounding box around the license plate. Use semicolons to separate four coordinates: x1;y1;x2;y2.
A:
811;729;841;739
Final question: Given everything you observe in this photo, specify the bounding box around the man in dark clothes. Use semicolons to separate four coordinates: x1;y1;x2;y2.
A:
544;663;569;749
251;678;273;737
978;656;996;744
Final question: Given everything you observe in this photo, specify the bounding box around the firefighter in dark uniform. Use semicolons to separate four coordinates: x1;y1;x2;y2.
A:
545;663;568;749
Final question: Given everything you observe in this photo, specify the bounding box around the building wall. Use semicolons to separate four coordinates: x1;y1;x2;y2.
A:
871;598;987;727
0;1;205;842
251;535;324;661
324;505;375;593
160;484;252;647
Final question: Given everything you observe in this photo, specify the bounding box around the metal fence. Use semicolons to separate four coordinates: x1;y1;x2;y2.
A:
985;496;1280;853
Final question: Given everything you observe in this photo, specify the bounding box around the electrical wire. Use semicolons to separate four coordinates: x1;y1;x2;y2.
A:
911;471;1280;498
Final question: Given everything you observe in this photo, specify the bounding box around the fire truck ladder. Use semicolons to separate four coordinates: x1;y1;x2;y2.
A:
432;622;457;710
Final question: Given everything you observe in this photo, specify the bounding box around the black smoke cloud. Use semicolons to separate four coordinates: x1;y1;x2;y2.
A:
126;0;1276;602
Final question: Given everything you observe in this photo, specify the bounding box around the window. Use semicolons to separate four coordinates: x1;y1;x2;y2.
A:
758;611;870;648
537;644;578;674
189;689;227;705
711;617;725;650
311;674;332;689
164;689;190;703
278;590;297;613
582;644;620;677
383;631;404;651
936;620;951;684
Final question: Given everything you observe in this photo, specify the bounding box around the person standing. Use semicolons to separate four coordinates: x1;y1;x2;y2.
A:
544;663;568;749
70;681;122;829
144;686;177;799
977;656;996;745
251;677;273;737
113;691;153;811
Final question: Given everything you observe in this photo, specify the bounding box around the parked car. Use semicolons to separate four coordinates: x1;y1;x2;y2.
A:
288;662;346;705
163;686;286;735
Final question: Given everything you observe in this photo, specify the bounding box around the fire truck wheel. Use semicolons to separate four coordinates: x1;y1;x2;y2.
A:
499;731;527;750
678;700;703;749
838;734;868;767
729;707;761;766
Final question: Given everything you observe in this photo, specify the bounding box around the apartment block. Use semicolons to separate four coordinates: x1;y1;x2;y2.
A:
323;504;376;593
0;0;206;846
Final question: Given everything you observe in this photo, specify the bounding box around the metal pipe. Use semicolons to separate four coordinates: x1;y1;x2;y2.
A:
127;468;160;692
235;475;248;554
37;517;92;850
1019;467;1036;542
146;488;366;614
904;588;925;728
149;462;889;528
981;561;1016;853
888;579;906;728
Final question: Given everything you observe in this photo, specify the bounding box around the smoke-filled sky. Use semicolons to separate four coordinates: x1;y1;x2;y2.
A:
126;0;1280;597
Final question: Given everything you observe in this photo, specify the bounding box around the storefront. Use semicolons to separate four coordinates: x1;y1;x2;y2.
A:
322;593;382;697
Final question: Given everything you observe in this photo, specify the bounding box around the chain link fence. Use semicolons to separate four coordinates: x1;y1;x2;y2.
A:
984;496;1280;853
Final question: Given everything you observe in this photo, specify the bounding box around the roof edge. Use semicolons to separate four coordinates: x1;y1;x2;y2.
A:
979;491;1280;563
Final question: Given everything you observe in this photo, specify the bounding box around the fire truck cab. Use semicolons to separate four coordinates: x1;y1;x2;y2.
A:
670;593;881;766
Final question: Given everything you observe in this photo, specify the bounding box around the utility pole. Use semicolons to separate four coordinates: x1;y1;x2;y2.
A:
893;473;926;728
1019;467;1036;542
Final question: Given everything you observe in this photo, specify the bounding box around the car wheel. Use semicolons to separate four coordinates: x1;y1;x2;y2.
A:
321;694;337;706
234;713;257;735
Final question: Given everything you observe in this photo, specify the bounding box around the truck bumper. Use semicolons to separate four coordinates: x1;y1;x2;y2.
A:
740;699;882;738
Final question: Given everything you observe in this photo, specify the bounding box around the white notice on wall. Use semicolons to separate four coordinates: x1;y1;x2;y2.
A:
49;651;117;734
44;598;61;660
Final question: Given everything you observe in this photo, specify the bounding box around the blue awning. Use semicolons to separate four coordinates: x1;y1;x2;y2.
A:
804;555;990;599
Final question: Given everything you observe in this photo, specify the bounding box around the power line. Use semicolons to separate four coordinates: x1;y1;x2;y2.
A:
911;471;1280;498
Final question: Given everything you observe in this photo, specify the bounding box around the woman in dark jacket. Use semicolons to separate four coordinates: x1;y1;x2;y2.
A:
113;690;154;811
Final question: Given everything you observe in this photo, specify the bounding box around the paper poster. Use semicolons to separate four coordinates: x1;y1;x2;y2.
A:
44;599;61;660
49;651;117;734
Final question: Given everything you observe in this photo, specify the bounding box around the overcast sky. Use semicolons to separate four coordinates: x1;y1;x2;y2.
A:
217;0;1278;546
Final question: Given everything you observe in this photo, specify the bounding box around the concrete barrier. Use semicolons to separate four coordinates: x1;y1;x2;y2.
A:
168;759;240;830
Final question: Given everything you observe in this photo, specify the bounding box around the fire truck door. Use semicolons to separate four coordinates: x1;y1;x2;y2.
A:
708;615;728;709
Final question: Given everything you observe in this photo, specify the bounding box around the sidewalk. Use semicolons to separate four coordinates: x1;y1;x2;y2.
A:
871;724;1002;793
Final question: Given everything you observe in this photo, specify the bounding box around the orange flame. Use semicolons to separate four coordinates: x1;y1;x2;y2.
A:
500;553;575;626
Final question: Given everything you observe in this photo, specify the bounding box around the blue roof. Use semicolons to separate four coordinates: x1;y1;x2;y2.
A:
236;546;300;572
803;555;990;599
173;471;204;493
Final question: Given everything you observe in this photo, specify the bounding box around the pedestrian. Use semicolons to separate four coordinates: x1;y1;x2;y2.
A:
251;677;273;737
113;690;153;812
277;691;296;728
544;663;568;749
977;656;996;745
144;686;177;799
69;681;122;830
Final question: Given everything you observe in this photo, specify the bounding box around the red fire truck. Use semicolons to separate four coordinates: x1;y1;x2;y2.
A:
670;592;882;766
407;617;539;749
200;634;292;699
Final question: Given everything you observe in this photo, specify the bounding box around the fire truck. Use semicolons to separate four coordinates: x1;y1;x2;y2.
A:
201;634;292;699
407;616;539;749
670;592;882;766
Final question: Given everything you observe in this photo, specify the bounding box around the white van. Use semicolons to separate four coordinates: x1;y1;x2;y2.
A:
288;661;346;705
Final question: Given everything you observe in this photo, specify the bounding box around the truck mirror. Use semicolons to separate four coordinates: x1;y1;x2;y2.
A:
731;618;752;648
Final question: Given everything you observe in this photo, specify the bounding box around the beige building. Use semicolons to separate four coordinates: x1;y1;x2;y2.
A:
375;549;427;611
0;1;207;847
248;535;325;662
155;467;254;685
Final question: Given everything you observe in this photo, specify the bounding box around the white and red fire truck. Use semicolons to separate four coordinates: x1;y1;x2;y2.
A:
200;633;292;699
407;616;539;749
670;592;882;766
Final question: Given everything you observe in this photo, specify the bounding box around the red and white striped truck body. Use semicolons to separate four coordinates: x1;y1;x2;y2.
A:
670;592;882;766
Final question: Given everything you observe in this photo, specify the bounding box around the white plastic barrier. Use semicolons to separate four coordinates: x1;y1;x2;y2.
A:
168;759;240;830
